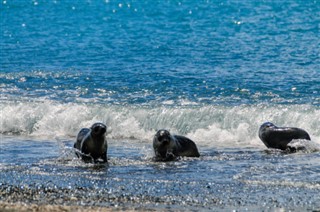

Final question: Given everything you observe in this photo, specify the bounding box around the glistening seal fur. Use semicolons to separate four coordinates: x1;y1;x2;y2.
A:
258;122;310;151
153;129;200;161
74;122;108;163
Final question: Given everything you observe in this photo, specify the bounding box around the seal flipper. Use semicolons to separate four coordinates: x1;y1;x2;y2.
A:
286;146;307;153
154;152;178;162
165;152;177;161
99;151;108;163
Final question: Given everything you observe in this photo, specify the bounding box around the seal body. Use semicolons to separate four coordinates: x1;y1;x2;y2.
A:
258;122;311;151
74;123;108;163
153;129;200;161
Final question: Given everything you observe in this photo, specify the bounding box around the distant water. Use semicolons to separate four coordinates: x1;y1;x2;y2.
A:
1;0;320;210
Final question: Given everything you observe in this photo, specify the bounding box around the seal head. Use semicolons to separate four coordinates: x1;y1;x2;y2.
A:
91;122;107;138
153;129;173;159
259;122;311;151
74;122;108;163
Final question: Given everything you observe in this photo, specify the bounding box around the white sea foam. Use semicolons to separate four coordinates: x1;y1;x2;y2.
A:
0;101;319;148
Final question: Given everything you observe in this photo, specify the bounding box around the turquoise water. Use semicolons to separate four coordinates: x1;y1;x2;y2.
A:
1;0;319;105
1;0;320;210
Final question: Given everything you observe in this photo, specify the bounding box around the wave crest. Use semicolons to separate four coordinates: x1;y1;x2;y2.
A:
1;101;319;148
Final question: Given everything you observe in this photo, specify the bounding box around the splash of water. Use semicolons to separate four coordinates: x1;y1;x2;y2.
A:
0;101;319;148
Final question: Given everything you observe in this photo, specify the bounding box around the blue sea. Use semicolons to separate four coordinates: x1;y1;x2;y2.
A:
1;0;320;210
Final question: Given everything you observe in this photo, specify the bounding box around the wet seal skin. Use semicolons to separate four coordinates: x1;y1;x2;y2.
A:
258;122;311;152
74;123;108;163
153;129;200;161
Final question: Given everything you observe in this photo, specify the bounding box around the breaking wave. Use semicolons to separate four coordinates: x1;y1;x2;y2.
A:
0;100;319;148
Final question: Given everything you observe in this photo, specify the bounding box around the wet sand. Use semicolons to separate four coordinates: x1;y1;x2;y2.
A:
0;202;114;212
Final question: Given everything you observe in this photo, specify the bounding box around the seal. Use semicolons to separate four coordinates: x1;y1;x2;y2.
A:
74;122;108;163
258;122;311;151
153;129;200;161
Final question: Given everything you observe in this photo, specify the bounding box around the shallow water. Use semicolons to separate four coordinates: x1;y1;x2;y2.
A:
1;135;320;210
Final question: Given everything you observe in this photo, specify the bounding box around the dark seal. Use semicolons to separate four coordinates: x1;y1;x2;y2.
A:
74;123;108;163
153;129;200;161
258;122;311;151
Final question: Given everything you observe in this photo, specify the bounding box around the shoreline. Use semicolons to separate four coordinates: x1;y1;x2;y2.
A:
0;201;151;212
0;202;112;212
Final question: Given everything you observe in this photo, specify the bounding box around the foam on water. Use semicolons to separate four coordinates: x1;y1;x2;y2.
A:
1;100;319;148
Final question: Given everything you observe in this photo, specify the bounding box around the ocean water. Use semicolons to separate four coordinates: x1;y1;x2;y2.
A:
1;0;320;210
